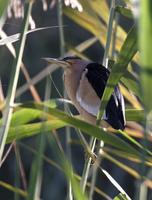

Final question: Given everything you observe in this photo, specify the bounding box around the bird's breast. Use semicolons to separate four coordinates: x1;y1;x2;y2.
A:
63;69;80;102
63;68;100;125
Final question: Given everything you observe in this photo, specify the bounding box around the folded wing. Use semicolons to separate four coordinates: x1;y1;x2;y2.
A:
76;63;126;130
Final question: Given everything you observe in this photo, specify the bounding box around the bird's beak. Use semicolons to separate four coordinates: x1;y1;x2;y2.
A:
43;57;71;69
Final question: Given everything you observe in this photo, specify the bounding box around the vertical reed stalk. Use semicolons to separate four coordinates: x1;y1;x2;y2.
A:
0;0;33;162
80;137;96;192
27;76;50;200
139;0;152;199
88;1;116;198
102;0;116;68
57;1;73;199
97;0;115;124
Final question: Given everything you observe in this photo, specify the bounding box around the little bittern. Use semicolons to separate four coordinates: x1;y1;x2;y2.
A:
45;56;126;130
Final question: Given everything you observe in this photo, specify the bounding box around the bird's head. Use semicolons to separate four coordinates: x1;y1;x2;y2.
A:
43;56;89;72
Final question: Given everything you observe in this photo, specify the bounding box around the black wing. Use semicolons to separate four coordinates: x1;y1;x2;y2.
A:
85;62;126;130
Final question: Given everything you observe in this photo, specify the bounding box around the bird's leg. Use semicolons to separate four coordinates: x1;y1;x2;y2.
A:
84;147;97;165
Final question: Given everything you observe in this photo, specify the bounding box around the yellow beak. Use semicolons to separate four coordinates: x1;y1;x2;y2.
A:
43;57;70;68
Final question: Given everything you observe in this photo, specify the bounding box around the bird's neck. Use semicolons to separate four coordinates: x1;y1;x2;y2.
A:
63;67;83;102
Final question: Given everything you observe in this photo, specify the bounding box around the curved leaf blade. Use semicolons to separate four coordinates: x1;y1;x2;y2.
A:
20;102;142;158
7;119;67;143
97;25;138;121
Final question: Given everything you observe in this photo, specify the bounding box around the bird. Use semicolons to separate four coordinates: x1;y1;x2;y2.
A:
44;56;126;130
